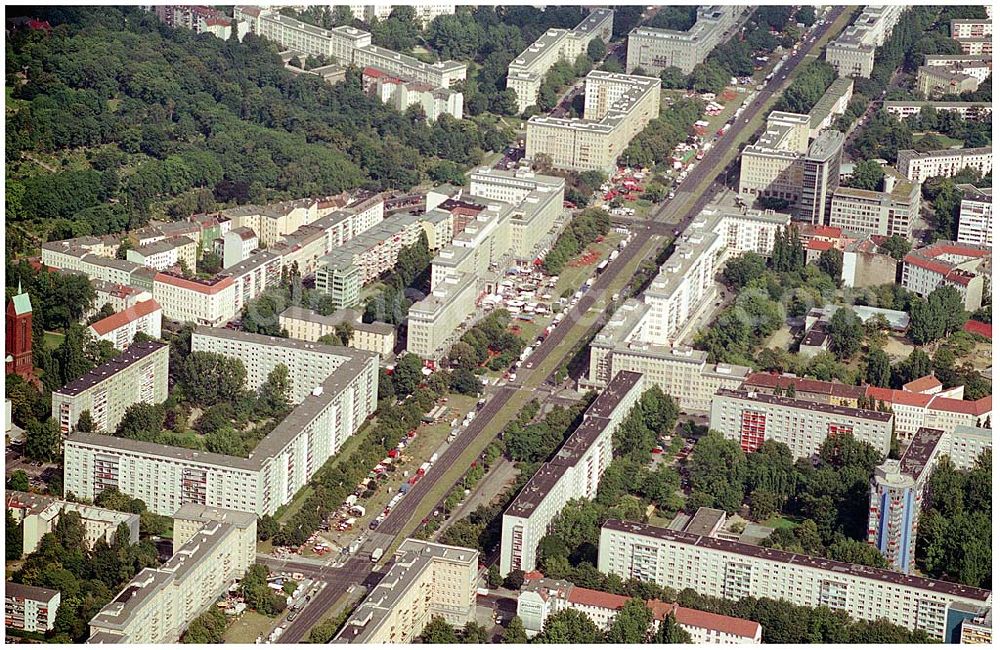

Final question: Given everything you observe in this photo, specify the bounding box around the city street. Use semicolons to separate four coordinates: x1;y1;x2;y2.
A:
252;10;851;641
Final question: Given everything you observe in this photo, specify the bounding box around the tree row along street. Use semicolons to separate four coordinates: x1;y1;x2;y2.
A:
266;9;851;642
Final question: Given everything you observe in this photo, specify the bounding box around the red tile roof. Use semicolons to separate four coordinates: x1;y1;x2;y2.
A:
945;269;976;286
902;375;942;394
924;242;991;259
89;300;161;336
523;571;544;581
743;372;866;399
646;600;760;638
866;387;934;408
806;239;835;251
566;586;629;610
809;225;844;239
929;395;992;416
964;320;992;339
904;253;954;276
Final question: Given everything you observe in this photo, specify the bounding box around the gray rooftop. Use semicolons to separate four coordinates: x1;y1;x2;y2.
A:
54;341;167;398
6;581;60;603
279;305;395;336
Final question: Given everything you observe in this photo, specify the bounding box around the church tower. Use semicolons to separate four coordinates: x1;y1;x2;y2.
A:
6;283;35;381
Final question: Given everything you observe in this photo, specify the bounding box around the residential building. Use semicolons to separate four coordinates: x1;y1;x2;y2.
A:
500;371;644;576
828;167;920;237
587;207;790;408
506;8;614;112
152;272;237;327
956;185;992;246
63;331;378;516
896;147;992;184
869;425;990;573
917;64;983;97
366;68;464;121
127;236;197;272
88;300;162;350
51;341;169;435
88;282;153;320
350;5;455;27
129;221;203;249
150;5;249;40
171;504;257;571
841;236;899;288
517;577;762;643
826;6;906;78
5;284;35;382
739;372;866;406
222;227;258;269
883;100;992;121
626;6;747;75
87;512;256;644
5;583;60;633
955;37;992;55
597;519;991;642
950;18;992;39
866;385;992;440
406;272;478;359
525;70;661;174
235;7;466;88
279;306;396;358
316;263;362;310
334;539;478;643
959;609;993;643
901;240;991;310
738;111;844;217
922;54;992;83
709;388;894;458
807;77;854;138
5;491;140;557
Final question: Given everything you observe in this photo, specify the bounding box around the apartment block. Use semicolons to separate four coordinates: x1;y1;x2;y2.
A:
365;67;464;121
222;227;258;269
826;6;906;78
507;8;614;112
467;167;566;260
917;65;983;97
235;6;466;88
87;511;256;644
64;331;378;516
517;577;762;642
956;185;992;246
869;427;951;573
901;240;991;310
129;221;203;249
406;272;478;359
866;385;992;441
950;18;992;39
709;388;893;458
349;5;455;28
955;37;991;56
500;371;644;576
828;167;920;237
88;299;162;350
279;306;396;358
807;77;854;138
5;582;60;633
883;100;992;121
597;519;991;642
334;539;478;643
626;6;747;75
5;491;139;557
525;70;661;174
126;236;197;272
739;372;866;406
87;282;153;320
738;112;845;221
152;272;236;328
841;236;900;288
51;341;169;435
896;147;992;184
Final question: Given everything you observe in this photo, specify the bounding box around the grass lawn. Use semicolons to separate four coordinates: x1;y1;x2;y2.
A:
223;610;276;644
763;515;801;530
43;331;65;350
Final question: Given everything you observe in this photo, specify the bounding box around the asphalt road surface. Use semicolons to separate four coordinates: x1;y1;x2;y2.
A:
270;13;849;640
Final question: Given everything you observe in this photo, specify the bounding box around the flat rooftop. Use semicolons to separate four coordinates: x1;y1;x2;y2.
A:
54;341;167;397
603;519;991;601
716;388;893;422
